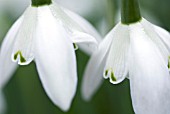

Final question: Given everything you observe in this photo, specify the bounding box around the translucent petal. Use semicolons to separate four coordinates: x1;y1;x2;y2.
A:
0;91;6;114
0;16;23;88
153;24;170;53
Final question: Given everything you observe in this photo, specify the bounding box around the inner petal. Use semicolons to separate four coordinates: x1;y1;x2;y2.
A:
104;23;129;84
11;6;37;65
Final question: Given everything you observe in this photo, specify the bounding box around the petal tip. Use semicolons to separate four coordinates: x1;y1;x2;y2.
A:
81;86;92;102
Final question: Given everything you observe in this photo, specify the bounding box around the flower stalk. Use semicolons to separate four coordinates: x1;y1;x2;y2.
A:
31;0;52;7
121;0;141;24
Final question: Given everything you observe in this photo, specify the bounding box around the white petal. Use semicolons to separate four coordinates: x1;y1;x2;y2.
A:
153;24;170;53
11;6;37;65
81;23;116;100
104;23;129;84
141;18;169;64
0;16;24;88
129;23;170;114
62;7;102;43
0;91;6;114
49;3;100;55
71;31;97;44
34;6;77;111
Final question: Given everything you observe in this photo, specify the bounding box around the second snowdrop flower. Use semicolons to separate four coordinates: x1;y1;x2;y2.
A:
82;0;170;113
0;0;98;111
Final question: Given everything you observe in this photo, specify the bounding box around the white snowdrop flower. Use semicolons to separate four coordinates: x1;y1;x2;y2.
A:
82;0;170;113
0;0;99;111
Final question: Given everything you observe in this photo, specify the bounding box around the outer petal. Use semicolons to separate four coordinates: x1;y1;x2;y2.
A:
11;6;37;65
34;6;77;111
129;23;170;114
141;18;169;64
81;23;122;100
153;24;170;53
104;23;129;84
49;3;100;55
62;7;102;43
0;16;24;88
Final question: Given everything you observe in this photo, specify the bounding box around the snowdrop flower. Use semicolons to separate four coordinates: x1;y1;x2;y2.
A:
0;0;99;111
82;0;170;113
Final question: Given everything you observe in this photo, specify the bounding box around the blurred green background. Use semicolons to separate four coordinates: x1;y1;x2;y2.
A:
0;0;170;114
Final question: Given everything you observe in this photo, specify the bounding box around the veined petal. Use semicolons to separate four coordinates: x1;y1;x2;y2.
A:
11;6;37;65
129;23;170;114
0;16;24;88
49;3;99;55
104;23;129;84
34;6;77;111
141;18;169;64
81;23;117;100
153;24;170;53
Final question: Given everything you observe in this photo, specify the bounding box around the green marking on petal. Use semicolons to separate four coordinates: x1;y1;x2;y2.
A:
105;70;109;77
14;53;18;60
14;51;26;63
73;43;78;50
111;71;117;82
168;56;170;69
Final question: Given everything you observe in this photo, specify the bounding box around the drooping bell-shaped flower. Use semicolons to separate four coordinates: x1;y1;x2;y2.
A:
82;0;170;113
0;0;99;111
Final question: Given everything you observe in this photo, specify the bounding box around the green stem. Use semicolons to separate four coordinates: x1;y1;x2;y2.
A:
121;0;141;24
31;0;52;7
